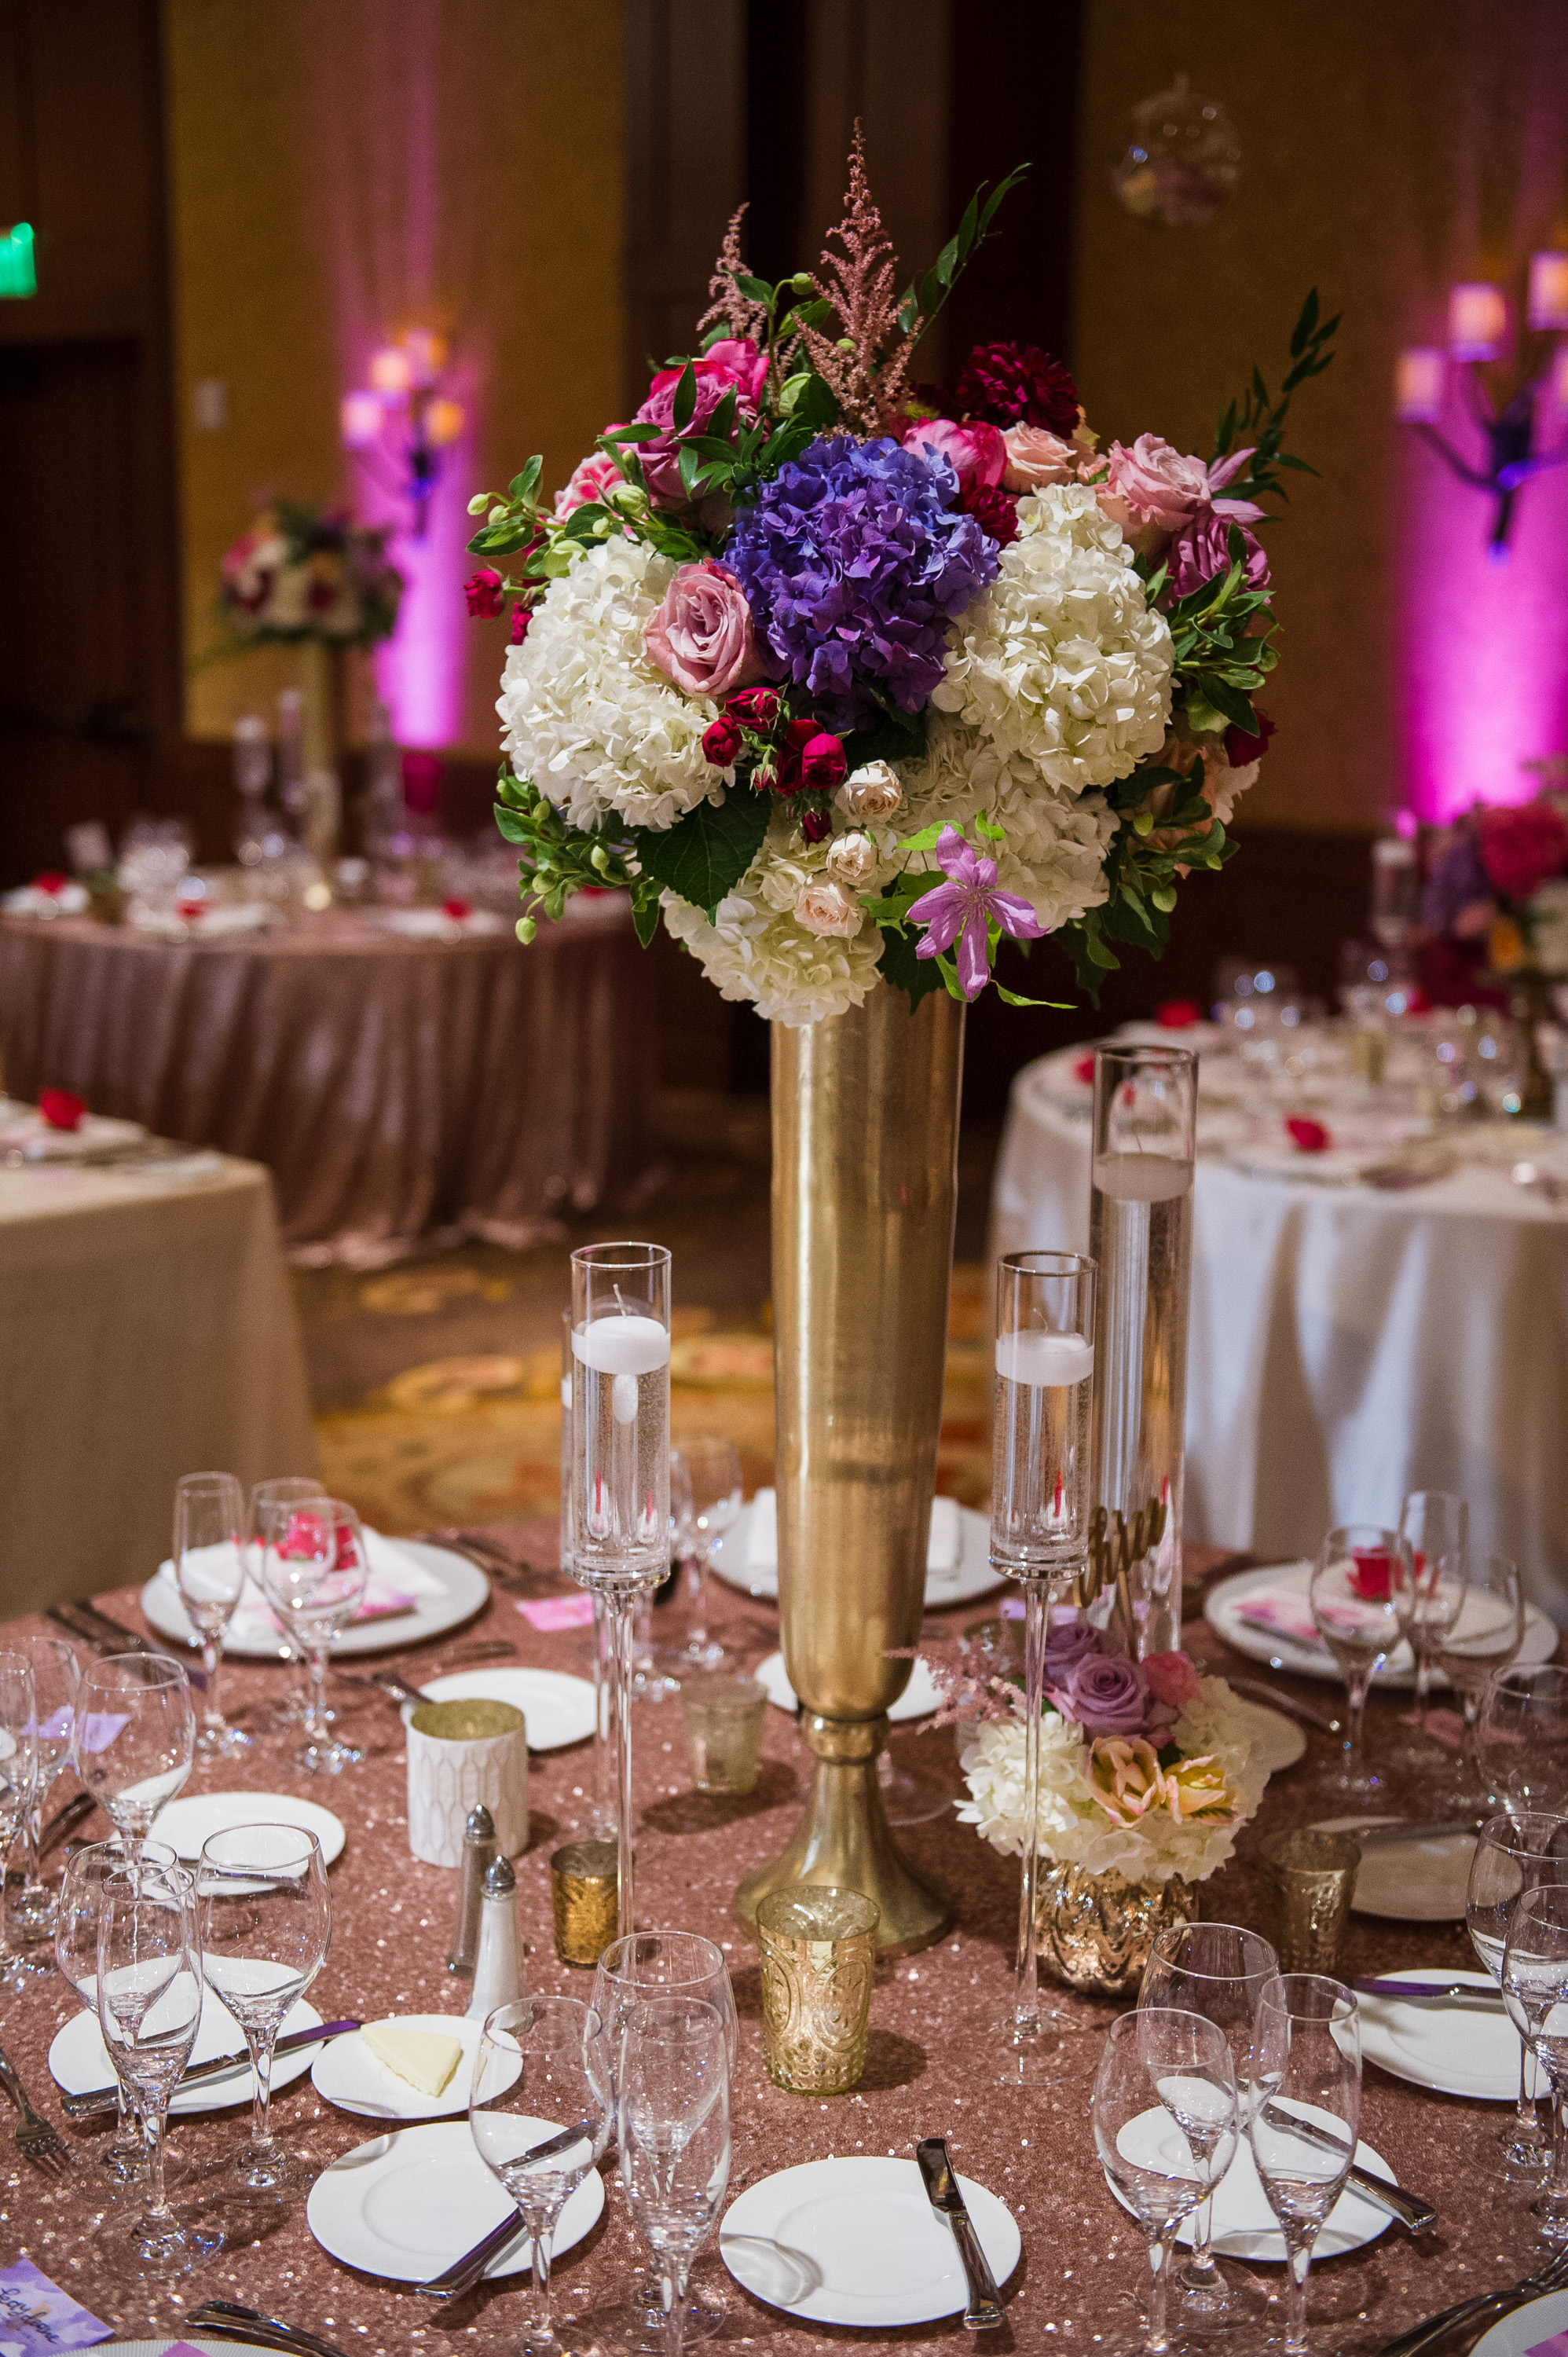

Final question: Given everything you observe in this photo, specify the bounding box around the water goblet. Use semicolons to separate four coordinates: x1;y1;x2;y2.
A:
618;1996;731;2357
1138;1921;1278;2322
1090;2006;1238;2355
95;1857;222;2278
674;1435;742;1670
1467;1811;1568;2174
469;1995;612;2357
1246;1973;1361;2355
1479;1665;1568;1818
0;1654;37;1996
174;1470;251;1757
258;1496;368;1773
195;1823;331;2192
73;1652;194;1855
1388;1490;1467;1768
1434;1554;1526;1805
9;1636;75;1952
251;1475;332;1728
1309;1524;1402;1794
56;1837;180;2184
1502;1883;1568;2238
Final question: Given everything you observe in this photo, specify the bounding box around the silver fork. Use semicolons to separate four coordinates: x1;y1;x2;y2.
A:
1377;2238;1568;2356
0;2041;71;2176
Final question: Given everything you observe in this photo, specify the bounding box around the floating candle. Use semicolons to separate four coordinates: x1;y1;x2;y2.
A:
994;1331;1094;1387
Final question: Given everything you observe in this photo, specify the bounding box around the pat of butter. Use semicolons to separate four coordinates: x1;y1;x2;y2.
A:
362;2020;463;2099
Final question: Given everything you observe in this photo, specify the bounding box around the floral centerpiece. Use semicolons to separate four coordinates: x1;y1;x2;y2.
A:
1423;789;1568;979
218;500;403;649
467;134;1335;1021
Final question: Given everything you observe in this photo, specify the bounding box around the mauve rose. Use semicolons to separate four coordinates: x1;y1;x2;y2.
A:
644;561;768;700
1143;1651;1202;1711
1097;434;1214;544
649;337;768;411
1002;423;1083;493
1166;511;1270;599
702;714;742;768
1050;1652;1148;1737
1041;1615;1103;1678
902;417;1007;496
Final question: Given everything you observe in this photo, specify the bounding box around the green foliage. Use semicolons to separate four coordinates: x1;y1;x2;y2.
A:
493;768;657;933
875;917;947;1008
896;164;1031;341
626;790;771;920
1211;288;1339;506
1154;531;1278;737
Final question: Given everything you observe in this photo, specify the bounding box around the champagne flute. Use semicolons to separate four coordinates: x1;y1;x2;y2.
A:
618;1996;731;2357
1434;1555;1525;1805
73;1653;195;1857
57;1837;180;2185
1467;1811;1568;2172
1246;1974;1361;2355
10;1636;79;1948
1388;1490;1467;1766
1502;1883;1568;2238
1090;2007;1238;2355
1308;1524;1401;1795
174;1470;251;1756
469;1996;612;2357
258;1496;368;1774
1479;1665;1568;1817
196;1823;331;2191
675;1435;742;1669
0;1655;37;1996
1138;1922;1278;2322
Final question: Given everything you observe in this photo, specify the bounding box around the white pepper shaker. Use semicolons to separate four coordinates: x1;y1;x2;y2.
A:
464;1853;525;2022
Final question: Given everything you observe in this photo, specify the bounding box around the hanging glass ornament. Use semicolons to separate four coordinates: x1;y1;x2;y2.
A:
1112;75;1240;227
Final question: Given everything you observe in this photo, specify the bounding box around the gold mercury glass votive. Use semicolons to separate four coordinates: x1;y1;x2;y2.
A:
757;1882;879;2093
1256;1828;1362;1973
551;1841;619;1967
680;1673;768;1795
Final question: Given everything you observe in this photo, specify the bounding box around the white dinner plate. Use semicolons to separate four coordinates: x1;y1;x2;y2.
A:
141;1535;489;1659
148;1790;346;1868
1234;1698;1307;1775
397;1666;597;1751
755;1650;940;1722
720;2155;1020;2328
1114;2110;1396;2261
1313;1813;1476;1922
49;1987;322;2117
306;2117;603;2283
1204;1560;1558;1690
709;1495;1002;1610
1355;1968;1539;2102
312;2013;482;2121
1473;2285;1568;2354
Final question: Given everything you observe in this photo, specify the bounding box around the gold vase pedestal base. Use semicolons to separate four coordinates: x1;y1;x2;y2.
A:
733;1710;952;1958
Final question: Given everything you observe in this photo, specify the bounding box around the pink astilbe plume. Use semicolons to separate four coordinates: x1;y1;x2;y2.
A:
800;126;921;434
697;204;768;344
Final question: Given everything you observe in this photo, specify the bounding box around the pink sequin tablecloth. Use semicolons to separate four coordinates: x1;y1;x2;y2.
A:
0;1534;1555;2352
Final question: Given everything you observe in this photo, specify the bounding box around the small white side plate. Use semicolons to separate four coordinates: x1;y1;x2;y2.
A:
313;2014;481;2121
306;2117;603;2283
1233;1698;1307;1775
1115;2110;1397;2260
1313;1813;1476;1921
720;2155;1020;2329
1356;1967;1537;2102
709;1498;1002;1609
1473;2286;1568;2354
149;1790;346;1869
397;1667;597;1750
49;1989;322;2117
755;1651;940;1723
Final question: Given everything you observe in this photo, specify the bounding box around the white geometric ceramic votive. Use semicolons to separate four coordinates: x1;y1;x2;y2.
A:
406;1698;529;1867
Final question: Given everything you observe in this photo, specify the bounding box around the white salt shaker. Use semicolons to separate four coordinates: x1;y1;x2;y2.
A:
464;1854;525;2022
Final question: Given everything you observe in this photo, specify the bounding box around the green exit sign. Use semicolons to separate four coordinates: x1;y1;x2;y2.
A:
0;224;36;298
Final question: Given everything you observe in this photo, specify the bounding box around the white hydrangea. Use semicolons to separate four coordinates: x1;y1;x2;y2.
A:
930;483;1172;794
660;814;885;1026
895;710;1118;932
496;537;725;833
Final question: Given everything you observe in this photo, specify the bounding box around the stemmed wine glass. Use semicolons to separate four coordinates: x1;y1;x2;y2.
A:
1502;1883;1568;2239
0;1655;37;1996
1308;1524;1403;1794
1432;1555;1526;1806
196;1823;332;2192
1246;1974;1361;2355
1479;1666;1568;1818
251;1475;332;1728
1138;1921;1278;2322
258;1496;368;1774
174;1470;251;1756
95;1855;222;2278
990;1250;1097;2082
57;1837;181;2184
1466;1811;1568;2174
1389;1490;1467;1762
73;1652;194;1857
673;1435;742;1670
469;1996;612;2357
1090;2007;1238;2356
10;1636;76;1952
618;1996;731;2357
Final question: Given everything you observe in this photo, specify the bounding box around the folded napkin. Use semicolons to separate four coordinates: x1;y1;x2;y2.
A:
373;907;507;939
158;1528;449;1648
1234;1585;1402;1648
744;1489;962;1581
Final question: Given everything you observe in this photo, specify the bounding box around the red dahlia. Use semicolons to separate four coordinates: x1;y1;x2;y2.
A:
956;341;1080;434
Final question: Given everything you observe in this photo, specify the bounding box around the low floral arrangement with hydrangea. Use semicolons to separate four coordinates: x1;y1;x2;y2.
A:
942;1612;1268;1886
467;133;1336;1025
218;501;403;651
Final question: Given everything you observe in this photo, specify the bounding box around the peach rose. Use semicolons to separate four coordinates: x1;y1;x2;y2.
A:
1001;423;1082;493
1081;1735;1166;1824
1161;1754;1239;1823
644;561;768;700
1143;1651;1202;1711
794;879;863;938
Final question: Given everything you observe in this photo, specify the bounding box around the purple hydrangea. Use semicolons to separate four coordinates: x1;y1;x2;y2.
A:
724;435;998;733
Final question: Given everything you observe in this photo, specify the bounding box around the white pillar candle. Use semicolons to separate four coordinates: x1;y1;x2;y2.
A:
995;1331;1094;1387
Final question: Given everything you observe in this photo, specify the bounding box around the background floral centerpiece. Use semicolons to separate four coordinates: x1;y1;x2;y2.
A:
218;499;403;649
468;133;1335;1024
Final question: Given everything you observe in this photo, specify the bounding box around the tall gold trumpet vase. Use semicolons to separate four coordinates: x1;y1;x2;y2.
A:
734;984;962;1956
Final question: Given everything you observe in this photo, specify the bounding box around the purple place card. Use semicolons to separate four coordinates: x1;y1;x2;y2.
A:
517;1593;596;1632
1526;2330;1568;2357
0;2259;112;2351
156;2344;212;2356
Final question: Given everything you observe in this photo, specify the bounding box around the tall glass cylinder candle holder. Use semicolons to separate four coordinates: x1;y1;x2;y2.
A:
991;1249;1097;2082
562;1307;615;1843
1089;1045;1196;1657
566;1243;672;1937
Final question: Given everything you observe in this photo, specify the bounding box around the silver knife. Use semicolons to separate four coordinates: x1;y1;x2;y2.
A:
60;2018;361;2117
1354;1978;1504;2009
915;2138;1004;2330
423;2121;597;2298
1258;2101;1436;2232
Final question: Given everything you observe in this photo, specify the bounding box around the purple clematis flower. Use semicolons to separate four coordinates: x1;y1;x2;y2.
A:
905;826;1046;1000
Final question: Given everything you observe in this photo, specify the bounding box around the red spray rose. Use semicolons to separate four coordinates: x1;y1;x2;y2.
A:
702;715;742;768
801;808;831;844
771;718;821;794
1225;713;1277;768
799;733;847;792
510;603;532;647
463;569;506;618
726;686;780;729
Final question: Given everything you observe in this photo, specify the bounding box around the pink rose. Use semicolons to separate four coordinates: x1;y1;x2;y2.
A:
1166;511;1270;598
644;561;768;700
902;417;1007;496
553;442;628;519
1142;1651;1202;1711
635;346;764;508
1002;423;1082;493
650;337;768;411
1097;434;1214;545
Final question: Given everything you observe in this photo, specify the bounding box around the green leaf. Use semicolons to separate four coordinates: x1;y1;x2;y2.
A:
875;920;947;1008
466;520;534;555
508;457;543;502
977;163;1030;234
631;893;661;948
1190;672;1257;731
995;983;1071;1009
734;272;774;305
1086;929;1120;969
677;444;705;500
494;805;529;844
1150;884;1178;913
628;790;770;919
672;361;697;433
933;228;964;289
599;422;665;444
839;704;925;772
1289;286;1320;357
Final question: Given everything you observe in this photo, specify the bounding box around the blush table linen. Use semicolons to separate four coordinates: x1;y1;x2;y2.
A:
991;1050;1568;1622
0;1528;1555;2353
0;900;657;1266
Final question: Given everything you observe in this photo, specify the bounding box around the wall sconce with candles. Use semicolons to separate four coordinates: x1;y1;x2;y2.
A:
1394;255;1568;557
340;328;465;540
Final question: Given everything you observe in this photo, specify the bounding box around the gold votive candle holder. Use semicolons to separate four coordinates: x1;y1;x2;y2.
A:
551;1840;619;1967
1256;1828;1361;1973
680;1673;768;1795
757;1882;879;2094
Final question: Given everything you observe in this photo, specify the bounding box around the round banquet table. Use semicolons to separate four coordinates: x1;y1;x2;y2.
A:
1;1532;1559;2353
991;1045;1568;1625
0;900;657;1266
